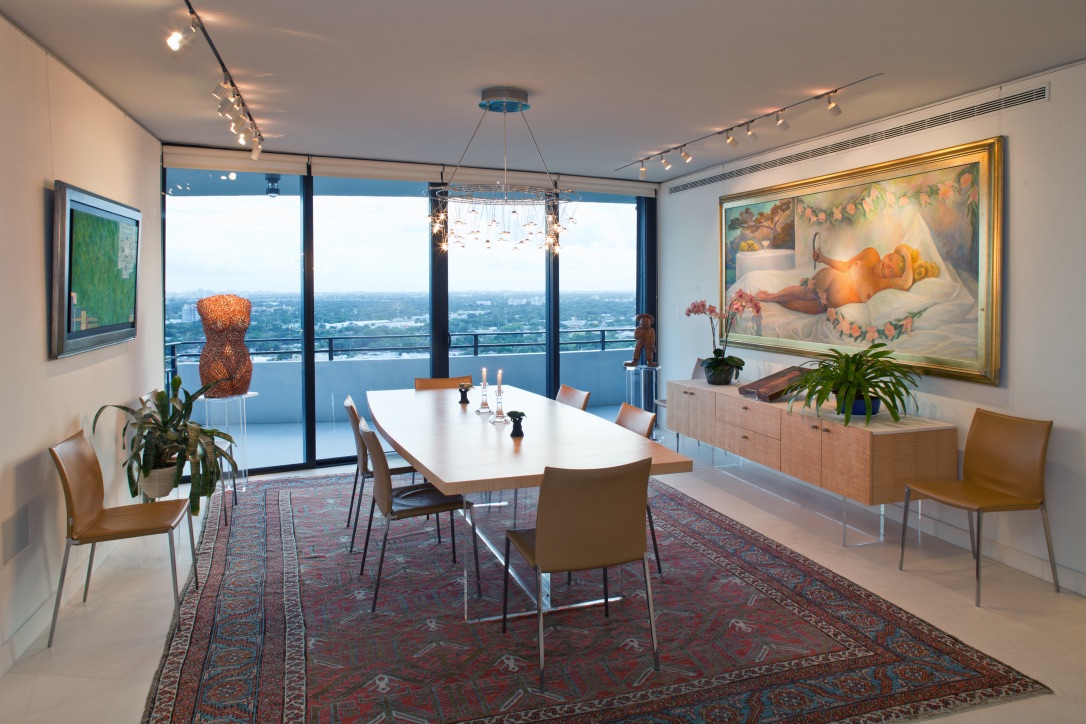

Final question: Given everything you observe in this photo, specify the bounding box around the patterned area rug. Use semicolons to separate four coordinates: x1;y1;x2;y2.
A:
144;474;1048;723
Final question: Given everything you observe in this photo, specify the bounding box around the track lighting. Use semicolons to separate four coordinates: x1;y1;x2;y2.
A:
725;131;737;147
211;75;231;100
680;147;693;163
660;155;672;171
166;14;196;51
638;162;646;181
776;111;789;131
826;93;842;117
746;124;757;141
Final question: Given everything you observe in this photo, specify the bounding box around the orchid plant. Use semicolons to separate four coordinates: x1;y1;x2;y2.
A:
685;291;762;375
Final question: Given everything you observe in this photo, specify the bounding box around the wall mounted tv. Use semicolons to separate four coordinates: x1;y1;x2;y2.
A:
50;181;142;358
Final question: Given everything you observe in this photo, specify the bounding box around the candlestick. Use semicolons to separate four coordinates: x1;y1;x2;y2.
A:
475;384;491;415
490;390;509;424
482;367;487;387
497;369;503;396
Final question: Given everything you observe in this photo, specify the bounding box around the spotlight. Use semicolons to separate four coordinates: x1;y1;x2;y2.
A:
660;155;672;171
265;174;280;198
217;96;237;117
725;131;737;146
251;140;262;161
776;111;789;131
166;15;196;51
638;162;646;181
238;127;253;145
211;75;231;100
746;123;757;141
826;93;842;117
680;146;693;163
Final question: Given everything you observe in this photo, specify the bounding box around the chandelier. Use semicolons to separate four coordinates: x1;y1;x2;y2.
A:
429;87;576;253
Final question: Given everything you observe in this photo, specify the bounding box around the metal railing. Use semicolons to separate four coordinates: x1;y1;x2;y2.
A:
165;327;635;380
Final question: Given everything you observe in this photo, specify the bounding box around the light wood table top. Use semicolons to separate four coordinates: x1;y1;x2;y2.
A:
368;386;693;495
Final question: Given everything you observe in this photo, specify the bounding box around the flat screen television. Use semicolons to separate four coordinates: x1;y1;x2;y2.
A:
50;181;142;358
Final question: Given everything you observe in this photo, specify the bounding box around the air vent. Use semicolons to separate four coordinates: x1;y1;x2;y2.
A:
669;86;1047;195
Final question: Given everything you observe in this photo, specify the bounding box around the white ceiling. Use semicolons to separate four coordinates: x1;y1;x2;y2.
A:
3;0;1086;182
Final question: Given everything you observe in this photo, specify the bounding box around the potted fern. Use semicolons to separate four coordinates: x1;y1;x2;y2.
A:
784;343;920;426
92;376;237;513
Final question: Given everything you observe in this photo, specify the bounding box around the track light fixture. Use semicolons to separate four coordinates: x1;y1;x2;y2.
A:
826;92;842;117
638;162;647;181
617;73;879;176
170;1;264;154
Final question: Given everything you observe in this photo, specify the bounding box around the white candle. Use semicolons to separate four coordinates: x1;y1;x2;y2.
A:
497;369;503;395
481;367;487;388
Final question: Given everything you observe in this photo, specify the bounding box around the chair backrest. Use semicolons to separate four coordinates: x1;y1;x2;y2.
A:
691;359;705;379
963;408;1052;501
343;395;370;474
615;402;657;439
49;430;106;540
358;424;395;516
555;384;590;411
534;458;652;573
414;375;473;390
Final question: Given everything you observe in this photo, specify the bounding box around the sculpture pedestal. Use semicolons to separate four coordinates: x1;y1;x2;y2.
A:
624;364;659;414
199;391;258;526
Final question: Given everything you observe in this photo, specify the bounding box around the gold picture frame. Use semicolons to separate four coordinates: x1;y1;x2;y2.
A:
719;137;1002;384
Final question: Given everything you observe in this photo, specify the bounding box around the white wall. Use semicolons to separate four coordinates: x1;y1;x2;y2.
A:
0;17;163;672
660;63;1086;594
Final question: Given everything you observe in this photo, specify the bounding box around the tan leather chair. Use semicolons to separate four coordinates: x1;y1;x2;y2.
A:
614;403;663;574
501;458;660;688
414;375;473;390
47;430;198;647
555;384;590;411
899;408;1058;607
358;423;481;610
343;396;417;547
653;359;704;449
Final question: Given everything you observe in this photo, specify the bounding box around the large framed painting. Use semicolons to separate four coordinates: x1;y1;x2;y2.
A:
720;137;1002;384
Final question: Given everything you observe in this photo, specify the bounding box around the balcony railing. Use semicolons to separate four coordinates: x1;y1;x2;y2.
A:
165;327;635;380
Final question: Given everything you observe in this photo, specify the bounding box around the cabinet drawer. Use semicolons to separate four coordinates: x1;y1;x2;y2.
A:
724;425;781;470
719;396;781;439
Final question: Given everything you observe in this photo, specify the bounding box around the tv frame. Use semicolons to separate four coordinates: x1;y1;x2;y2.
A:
50;181;142;358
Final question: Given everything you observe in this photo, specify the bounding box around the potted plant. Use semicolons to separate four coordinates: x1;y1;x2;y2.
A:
784;342;920;426
92;375;237;513
685;291;762;385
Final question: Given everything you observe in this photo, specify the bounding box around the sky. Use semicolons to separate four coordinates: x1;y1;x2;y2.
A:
164;196;636;294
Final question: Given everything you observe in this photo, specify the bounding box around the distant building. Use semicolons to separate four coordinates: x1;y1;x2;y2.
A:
181;304;198;323
507;298;527;306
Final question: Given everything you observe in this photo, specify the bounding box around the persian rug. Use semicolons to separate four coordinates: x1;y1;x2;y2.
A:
144;473;1048;723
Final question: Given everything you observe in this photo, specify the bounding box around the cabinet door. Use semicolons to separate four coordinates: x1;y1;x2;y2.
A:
780;412;822;486
724;426;780;470
667;383;717;445
720;396;781;438
820;420;871;501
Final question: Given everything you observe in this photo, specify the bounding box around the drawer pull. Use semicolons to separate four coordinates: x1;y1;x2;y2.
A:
810;424;819;430
822;428;830;434
741;435;749;440
741;405;749;410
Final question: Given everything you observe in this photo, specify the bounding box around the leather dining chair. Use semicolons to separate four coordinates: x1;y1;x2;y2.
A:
47;430;198;647
653;359;705;450
358;422;482;610
501;458;660;688
414;375;473;390
555;384;590;411
343;396;417;543
899;408;1058;607
614;402;663;574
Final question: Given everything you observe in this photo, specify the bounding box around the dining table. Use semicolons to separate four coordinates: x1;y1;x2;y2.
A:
366;385;694;620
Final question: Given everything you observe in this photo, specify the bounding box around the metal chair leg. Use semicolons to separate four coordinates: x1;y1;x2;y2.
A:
48;540;72;648
449;509;457;563
1040;503;1060;593
349;480;367;552
468;505;482;598
536;565;545;690
346;465;360;527
436;512;442;543
643;556;660;671
975;511;983;607
168;532;181;632
371;517;392;612
359;498;377;574
968;510;977;559
187;512;199;590
83;542;96;602
647;505;662;574
898;488;911;570
501;536;511;632
602;567;609;618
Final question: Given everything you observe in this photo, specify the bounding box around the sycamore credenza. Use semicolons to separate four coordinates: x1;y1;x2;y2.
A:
667;379;958;506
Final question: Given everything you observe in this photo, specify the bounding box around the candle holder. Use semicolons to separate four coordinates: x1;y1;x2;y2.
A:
489;391;509;424
475;385;491;415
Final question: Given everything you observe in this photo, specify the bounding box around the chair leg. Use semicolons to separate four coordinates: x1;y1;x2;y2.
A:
346;465;360;527
501;536;511;633
642;556;660;671
187;512;199;591
349;479;368;552
602;567;609;618
567;571;572;586
48;540;73;648
974;511;983;607
898;488;912;571
168;531;181;632
436;512;442;544
647;505;662;575
371;517;392;612
83;542;96;602
468;505;482;598
968;510;977;559
1040;503;1060;593
360;498;377;575
536;565;545;690
449;510;457;563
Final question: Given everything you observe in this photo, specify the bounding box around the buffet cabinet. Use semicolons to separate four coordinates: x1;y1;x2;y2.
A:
668;379;957;506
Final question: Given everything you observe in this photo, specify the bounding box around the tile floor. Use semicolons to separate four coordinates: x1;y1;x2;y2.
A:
2;440;1084;722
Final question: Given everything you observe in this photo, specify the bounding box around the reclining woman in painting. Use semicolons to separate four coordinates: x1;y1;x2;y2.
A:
756;238;940;314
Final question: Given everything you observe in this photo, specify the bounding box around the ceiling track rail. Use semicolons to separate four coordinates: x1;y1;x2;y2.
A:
669;86;1047;195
